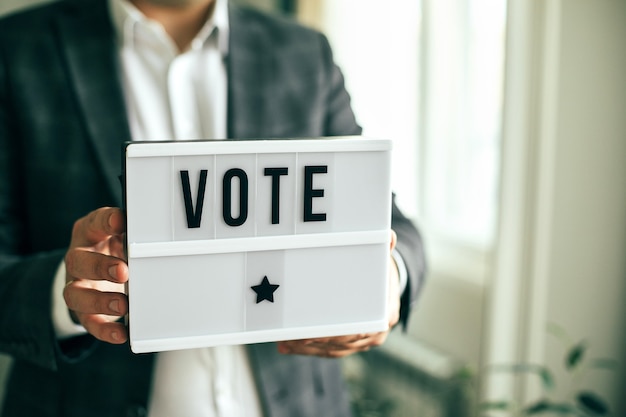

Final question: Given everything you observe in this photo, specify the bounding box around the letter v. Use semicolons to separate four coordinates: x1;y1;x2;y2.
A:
180;170;208;228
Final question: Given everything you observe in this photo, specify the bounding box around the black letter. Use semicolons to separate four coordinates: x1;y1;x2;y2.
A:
264;167;289;224
223;168;248;227
303;165;327;222
180;170;208;229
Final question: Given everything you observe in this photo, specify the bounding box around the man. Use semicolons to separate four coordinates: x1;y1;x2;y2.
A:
0;0;425;416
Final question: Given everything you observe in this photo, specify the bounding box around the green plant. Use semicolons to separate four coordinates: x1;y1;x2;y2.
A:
480;323;618;416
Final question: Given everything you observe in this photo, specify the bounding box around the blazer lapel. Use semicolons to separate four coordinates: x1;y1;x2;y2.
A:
55;0;131;205
53;2;276;203
227;5;272;140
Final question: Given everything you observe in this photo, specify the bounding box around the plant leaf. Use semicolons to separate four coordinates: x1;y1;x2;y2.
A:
524;400;581;415
590;358;619;371
488;363;544;373
524;399;550;414
486;364;556;391
546;403;580;415
455;366;475;381
566;340;587;370
577;391;609;415
480;401;511;411
547;322;570;343
539;368;555;391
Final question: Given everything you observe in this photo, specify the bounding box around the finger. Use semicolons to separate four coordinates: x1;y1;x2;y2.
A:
278;332;388;357
284;333;370;350
72;207;125;248
107;234;127;261
300;334;366;346
307;334;382;351
388;310;400;328
277;341;338;357
278;341;370;358
80;315;128;344
390;229;397;252
387;259;401;327
65;249;128;283
63;283;128;317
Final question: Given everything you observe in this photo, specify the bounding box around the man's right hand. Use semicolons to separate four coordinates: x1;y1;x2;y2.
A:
63;207;129;344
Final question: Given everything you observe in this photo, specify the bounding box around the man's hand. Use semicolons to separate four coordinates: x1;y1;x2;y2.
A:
63;207;129;344
276;230;401;358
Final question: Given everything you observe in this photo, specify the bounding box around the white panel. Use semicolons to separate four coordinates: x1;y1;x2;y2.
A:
283;244;388;328
333;151;392;231
129;253;245;341
126;137;390;158
128;231;389;258
125;138;393;352
126;156;172;243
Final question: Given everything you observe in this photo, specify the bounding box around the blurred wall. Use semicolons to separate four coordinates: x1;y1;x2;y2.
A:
484;0;626;414
541;0;626;411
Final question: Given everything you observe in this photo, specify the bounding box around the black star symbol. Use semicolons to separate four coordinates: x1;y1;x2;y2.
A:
251;276;280;304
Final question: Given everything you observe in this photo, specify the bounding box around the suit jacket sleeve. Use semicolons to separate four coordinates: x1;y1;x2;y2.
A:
0;46;63;371
0;6;110;371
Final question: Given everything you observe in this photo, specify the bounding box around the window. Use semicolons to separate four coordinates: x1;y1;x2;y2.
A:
300;0;507;283
420;0;506;252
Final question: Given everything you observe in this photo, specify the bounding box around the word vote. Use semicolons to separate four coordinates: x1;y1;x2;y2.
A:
180;165;328;229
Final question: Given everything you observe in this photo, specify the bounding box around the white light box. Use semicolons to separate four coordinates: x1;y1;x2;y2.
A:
124;137;392;353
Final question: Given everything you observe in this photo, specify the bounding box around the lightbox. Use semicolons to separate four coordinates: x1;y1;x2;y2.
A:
124;137;392;353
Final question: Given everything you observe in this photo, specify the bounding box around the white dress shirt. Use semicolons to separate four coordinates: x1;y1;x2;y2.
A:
52;1;262;416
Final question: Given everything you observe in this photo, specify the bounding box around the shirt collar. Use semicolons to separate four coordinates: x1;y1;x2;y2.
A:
109;0;229;55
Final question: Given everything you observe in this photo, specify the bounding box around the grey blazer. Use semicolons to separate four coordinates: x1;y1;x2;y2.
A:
0;1;425;416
